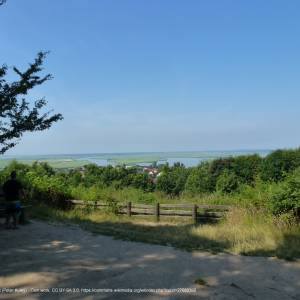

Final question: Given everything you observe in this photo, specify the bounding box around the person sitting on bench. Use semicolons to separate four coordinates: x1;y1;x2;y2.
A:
3;171;24;229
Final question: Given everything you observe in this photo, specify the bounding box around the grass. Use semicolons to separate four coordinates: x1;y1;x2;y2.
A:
0;159;90;170
30;204;300;260
69;179;280;207
192;207;300;260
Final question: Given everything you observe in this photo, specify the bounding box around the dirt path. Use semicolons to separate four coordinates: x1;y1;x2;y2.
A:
0;220;299;300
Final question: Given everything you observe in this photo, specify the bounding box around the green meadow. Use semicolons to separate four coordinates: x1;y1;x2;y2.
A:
0;159;90;170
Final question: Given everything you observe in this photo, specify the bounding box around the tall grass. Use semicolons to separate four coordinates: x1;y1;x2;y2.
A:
192;207;300;259
31;204;300;260
67;177;283;209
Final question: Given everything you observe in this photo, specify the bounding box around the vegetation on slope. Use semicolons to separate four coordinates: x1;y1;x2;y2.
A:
1;148;300;260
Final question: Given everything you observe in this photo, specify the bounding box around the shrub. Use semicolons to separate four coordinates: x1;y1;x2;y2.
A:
216;170;239;194
23;171;70;208
269;168;300;216
231;154;262;185
131;173;154;192
156;163;189;196
104;195;120;215
260;149;300;182
209;157;234;183
185;163;215;195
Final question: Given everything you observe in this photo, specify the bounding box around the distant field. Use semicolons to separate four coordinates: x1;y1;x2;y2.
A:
108;156;164;165
0;150;271;169
0;159;90;170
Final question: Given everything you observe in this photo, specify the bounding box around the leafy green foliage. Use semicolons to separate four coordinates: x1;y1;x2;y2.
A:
216;170;240;194
185;163;214;195
131;173;154;192
184;155;261;195
209;157;235;180
260;149;300;182
1;147;300;217
103;195;120;215
231;155;262;184
0;52;63;153
269;168;300;216
156;163;190;196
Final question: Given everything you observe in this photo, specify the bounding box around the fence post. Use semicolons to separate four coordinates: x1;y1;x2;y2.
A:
192;204;198;224
155;203;160;222
127;201;132;217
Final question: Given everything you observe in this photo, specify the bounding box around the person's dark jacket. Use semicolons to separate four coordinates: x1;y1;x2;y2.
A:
3;179;23;202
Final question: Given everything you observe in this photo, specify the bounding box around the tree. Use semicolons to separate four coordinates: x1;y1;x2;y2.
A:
216;170;239;194
209;157;235;182
156;163;189;196
269;167;300;216
0;52;63;154
231;154;262;185
260;149;300;182
131;173;154;192
185;163;215;195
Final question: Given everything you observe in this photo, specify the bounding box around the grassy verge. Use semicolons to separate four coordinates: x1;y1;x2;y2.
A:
30;204;300;261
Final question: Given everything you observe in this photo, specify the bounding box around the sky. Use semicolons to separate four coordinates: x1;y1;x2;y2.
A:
1;0;300;155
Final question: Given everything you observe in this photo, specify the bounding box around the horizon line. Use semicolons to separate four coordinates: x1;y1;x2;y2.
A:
1;148;274;158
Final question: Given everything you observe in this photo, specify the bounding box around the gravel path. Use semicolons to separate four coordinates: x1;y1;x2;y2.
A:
0;220;299;300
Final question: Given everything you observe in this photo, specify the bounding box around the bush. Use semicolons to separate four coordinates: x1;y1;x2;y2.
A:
185;163;214;195
0;160;30;185
231;155;262;185
235;178;281;208
269;168;300;216
104;195;120;215
156;163;189;196
260;149;300;182
131;173;154;192
209;157;234;182
23;171;70;208
216;170;239;194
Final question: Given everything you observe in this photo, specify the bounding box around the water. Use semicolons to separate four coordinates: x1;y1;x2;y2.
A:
1;150;271;168
157;157;206;167
85;158;111;166
81;150;270;167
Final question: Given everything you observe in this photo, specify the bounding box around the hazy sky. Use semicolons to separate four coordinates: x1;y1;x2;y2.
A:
1;0;300;155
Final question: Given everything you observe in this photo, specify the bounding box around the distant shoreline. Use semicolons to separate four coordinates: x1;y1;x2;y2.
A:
1;149;272;159
0;150;272;169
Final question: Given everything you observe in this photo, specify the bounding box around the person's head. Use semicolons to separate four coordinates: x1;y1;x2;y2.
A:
10;171;17;180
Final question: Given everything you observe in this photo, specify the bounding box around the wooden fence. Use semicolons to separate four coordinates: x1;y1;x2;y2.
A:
67;200;231;223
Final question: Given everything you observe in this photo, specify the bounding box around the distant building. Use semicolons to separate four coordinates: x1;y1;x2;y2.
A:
143;167;159;175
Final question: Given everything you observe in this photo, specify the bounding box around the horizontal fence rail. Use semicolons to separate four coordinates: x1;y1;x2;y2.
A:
67;200;230;224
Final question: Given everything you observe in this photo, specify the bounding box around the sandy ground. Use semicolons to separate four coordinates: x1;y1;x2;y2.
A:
0;220;300;300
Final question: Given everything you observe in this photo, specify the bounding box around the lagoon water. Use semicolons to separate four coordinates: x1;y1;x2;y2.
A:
79;150;270;167
85;158;110;166
157;157;205;167
1;150;271;168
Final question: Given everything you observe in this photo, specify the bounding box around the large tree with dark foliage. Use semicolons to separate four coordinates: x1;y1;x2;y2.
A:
0;52;63;154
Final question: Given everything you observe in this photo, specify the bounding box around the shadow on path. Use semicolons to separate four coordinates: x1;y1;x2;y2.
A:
0;220;300;300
